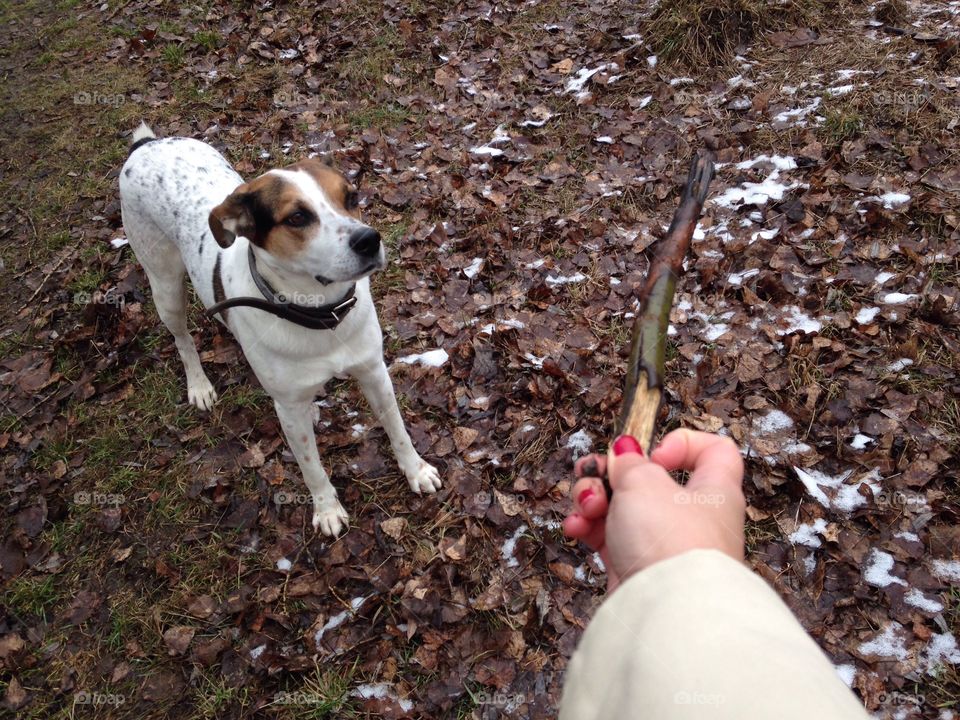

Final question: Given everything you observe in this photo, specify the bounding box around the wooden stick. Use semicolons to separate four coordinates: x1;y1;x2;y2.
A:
616;152;715;456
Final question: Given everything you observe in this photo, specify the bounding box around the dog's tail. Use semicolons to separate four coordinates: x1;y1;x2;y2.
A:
129;122;157;155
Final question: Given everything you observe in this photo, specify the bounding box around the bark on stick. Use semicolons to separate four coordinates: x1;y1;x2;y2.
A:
616;153;715;455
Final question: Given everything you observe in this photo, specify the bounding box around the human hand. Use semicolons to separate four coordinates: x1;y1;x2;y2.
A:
562;429;746;593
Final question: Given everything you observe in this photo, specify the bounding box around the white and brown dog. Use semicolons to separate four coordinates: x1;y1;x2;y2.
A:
119;123;441;535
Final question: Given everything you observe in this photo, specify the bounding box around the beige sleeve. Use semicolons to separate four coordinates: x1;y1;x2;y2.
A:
559;549;869;720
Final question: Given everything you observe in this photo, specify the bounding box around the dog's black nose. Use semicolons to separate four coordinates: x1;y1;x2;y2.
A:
348;227;381;258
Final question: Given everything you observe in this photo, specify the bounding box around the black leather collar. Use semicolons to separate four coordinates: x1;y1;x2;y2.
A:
206;246;358;330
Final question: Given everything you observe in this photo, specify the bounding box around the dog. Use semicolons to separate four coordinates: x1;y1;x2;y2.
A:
118;123;441;535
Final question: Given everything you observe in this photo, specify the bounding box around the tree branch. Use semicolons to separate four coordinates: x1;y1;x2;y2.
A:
616;152;715;455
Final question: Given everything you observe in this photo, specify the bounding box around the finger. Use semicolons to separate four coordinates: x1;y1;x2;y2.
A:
574;453;607;479
571;476;609;519
651;429;744;493
606;435;673;492
562;513;607;550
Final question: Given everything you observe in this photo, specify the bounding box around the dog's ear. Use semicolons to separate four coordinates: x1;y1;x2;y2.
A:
209;186;255;248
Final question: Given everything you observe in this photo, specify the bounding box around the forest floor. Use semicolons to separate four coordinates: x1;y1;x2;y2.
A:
1;0;959;717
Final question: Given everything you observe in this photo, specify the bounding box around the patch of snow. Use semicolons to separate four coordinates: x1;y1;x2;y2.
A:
855;306;881;324
734;155;798;172
351;424;365;438
930;559;960;584
395;349;448;368
646;55;658;67
864;549;907;588
470;145;504;157
713;155;802;208
882;292;917;304
837;69;871;80
351;683;414;713
835;663;856;687
923;633;960;674
887;358;914;372
479;318;526;334
250;644;266;660
637;95;653;109
566;64;608;95
501;525;528;568
728;268;760;286
894;530;920;542
531;515;562;532
850;434;875;450
110;236;129;249
778;306;821;335
773;96;822;125
546;272;587;285
523;352;545;368
279;48;298;59
276;557;292;571
750;227;780;243
463;257;484;279
794;467;881;513
879;192;911;208
566;429;593;459
669;77;695;86
826;84;855;96
315;596;368;645
789;518;829;548
756;409;795;435
875;271;896;284
595;135;614;144
905;588;944;613
858;622;910;661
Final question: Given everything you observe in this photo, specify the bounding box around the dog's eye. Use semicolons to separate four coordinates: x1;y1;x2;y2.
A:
344;191;359;211
284;211;309;227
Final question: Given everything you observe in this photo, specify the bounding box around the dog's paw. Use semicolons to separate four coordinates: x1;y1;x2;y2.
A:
408;462;442;494
312;499;349;537
187;378;218;411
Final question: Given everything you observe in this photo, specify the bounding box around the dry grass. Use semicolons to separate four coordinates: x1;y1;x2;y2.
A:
643;0;820;66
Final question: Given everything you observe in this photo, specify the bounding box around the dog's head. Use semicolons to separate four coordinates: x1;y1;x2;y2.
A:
209;158;383;284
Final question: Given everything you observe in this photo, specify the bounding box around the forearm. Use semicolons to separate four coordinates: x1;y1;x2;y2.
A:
559;549;870;720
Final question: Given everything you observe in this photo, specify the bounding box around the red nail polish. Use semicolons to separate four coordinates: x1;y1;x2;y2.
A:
613;435;643;456
578;489;594;506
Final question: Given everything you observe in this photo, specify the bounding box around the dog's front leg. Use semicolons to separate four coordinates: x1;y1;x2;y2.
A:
354;360;442;495
273;400;349;536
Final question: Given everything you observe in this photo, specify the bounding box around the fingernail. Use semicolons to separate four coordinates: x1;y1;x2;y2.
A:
612;434;644;456
577;489;595;506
